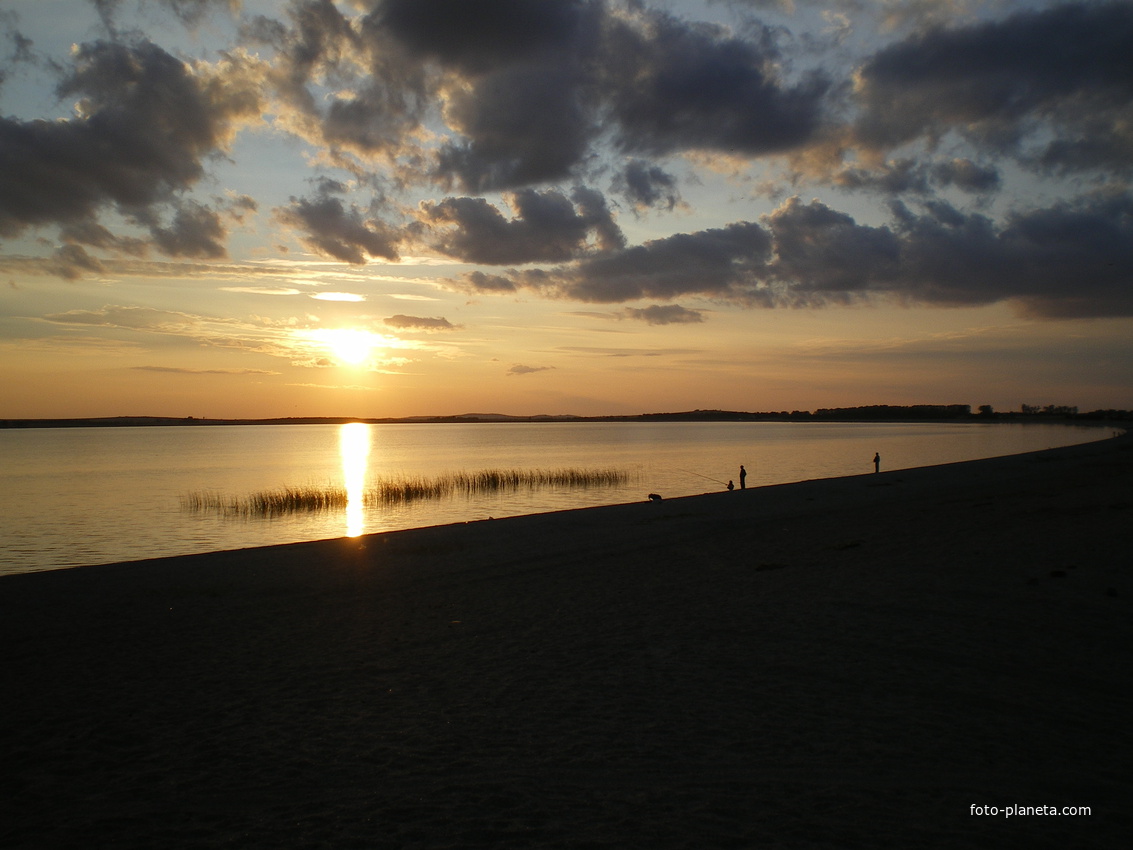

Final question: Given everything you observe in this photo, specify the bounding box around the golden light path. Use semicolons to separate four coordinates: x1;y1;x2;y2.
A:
339;422;371;537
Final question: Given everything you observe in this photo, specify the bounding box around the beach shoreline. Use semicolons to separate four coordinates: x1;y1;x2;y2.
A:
2;434;1130;847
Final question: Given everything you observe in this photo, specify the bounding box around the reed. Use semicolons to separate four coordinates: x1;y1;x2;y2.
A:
180;485;348;517
182;467;632;517
369;467;630;504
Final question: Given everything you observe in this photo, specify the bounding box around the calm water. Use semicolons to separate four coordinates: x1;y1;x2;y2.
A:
0;421;1108;575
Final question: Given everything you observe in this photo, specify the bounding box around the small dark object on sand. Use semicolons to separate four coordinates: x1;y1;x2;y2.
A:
648;493;662;502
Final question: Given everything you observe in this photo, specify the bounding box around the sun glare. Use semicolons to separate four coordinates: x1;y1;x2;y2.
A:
324;329;378;366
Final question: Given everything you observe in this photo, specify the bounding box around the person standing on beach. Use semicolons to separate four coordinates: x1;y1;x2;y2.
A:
739;465;747;489
873;453;881;473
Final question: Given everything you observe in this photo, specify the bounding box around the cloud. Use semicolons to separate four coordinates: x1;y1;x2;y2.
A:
763;197;901;298
851;1;1133;173
457;191;1133;318
623;305;705;325
276;183;402;264
149;200;228;259
508;363;554;375
890;190;1133;318
43;304;205;331
613;160;682;211
377;0;586;74
132;366;278;375
0;38;261;241
376;1;828;190
600;9;829;158
384;314;456;331
463;220;774;303
309;292;365;302
94;0;240;29
833;158;1001;196
419;187;624;264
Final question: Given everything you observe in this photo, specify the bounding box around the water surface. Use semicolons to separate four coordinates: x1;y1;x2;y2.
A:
0;421;1107;575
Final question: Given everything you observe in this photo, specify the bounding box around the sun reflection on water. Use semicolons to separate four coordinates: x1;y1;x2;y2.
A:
339;422;371;537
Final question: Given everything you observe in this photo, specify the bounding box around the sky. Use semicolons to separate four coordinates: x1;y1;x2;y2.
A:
1;0;1131;419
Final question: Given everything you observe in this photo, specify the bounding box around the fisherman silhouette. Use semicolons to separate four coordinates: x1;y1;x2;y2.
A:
727;480;734;491
739;465;747;489
873;453;880;473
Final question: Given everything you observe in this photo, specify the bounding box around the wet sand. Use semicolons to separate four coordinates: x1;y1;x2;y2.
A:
2;432;1130;848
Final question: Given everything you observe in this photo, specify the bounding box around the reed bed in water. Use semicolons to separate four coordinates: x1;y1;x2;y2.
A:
181;485;349;517
373;467;630;504
182;467;632;517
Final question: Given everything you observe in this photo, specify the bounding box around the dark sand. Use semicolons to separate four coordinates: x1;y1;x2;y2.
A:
2;433;1130;848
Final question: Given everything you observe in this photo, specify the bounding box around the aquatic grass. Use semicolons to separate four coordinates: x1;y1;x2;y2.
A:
182;467;633;518
180;484;348;517
370;467;631;504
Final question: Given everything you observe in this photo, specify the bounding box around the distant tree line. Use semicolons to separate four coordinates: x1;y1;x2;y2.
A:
811;404;973;420
4;405;1132;429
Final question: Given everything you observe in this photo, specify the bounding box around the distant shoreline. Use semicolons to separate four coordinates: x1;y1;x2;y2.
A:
2;405;1128;429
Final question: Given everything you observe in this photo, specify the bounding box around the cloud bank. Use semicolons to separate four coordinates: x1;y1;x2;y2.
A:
1;0;1130;320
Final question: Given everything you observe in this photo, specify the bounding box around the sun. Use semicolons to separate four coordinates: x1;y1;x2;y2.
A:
324;329;377;366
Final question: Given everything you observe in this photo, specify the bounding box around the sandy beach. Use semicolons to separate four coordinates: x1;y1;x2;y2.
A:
2;432;1130;849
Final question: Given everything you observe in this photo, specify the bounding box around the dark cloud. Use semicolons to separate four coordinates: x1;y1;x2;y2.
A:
0;38;259;251
369;0;602;190
276;186;402;264
853;2;1133;173
420;187;623;264
376;2;827;191
464;221;773;303
384;314;456;331
624;305;704;325
600;10;828;158
614;160;682;211
932;159;1001;193
434;61;596;191
150;201;227;259
376;0;588;74
49;244;105;280
893;190;1133;317
833;158;1000;196
764;197;900;297
767;192;1133;316
459;191;1133;318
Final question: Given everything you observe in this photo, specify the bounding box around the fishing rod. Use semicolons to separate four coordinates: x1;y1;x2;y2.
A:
675;467;729;487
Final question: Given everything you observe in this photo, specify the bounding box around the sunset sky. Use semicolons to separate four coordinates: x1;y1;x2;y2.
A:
2;0;1131;419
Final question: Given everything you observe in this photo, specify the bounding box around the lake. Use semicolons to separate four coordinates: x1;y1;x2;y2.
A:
0;420;1109;575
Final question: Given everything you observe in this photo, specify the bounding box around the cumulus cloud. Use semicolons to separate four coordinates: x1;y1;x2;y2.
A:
463;220;774;303
373;0;829;190
0;39;257;230
456;191;1133;318
600;9;828;158
5;0;1132;328
852;1;1133;173
276;183;402;263
613;160;682;211
419;187;623;264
